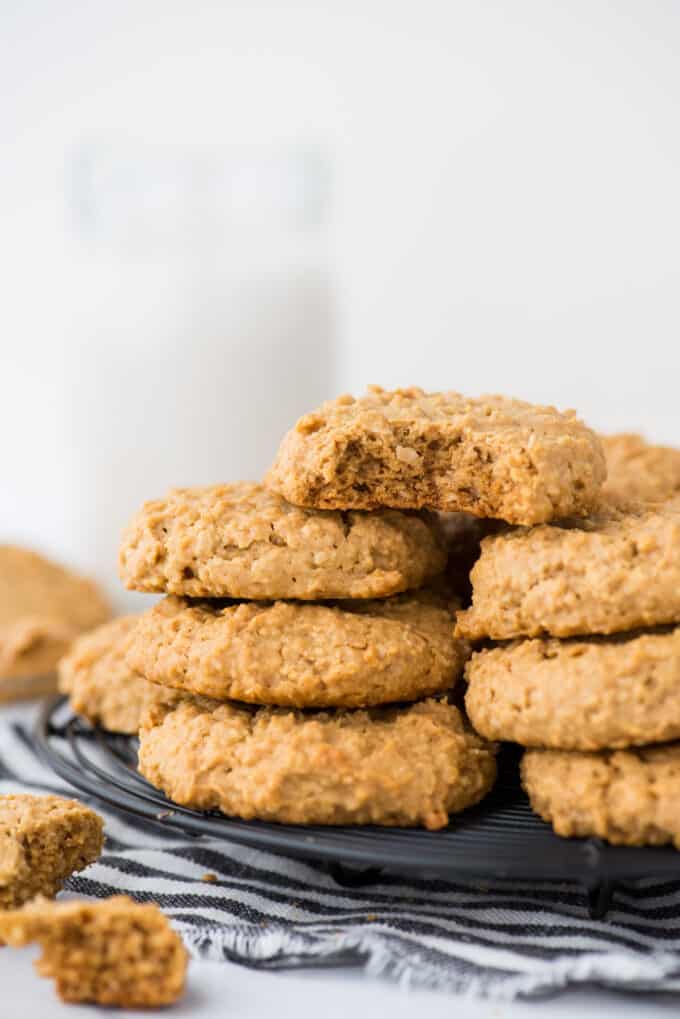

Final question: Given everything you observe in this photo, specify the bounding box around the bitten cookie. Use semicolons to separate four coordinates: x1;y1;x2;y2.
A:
265;386;605;525
0;546;110;696
456;496;680;640
0;795;103;909
602;433;680;505
0;896;187;1007
119;482;446;600
126;589;469;708
58;617;184;735
138;697;497;830
466;628;680;750
522;746;680;849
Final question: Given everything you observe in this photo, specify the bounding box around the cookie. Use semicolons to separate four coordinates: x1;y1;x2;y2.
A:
602;433;680;505
58;617;185;734
522;746;680;849
466;628;680;750
456;496;680;640
0;794;103;910
119;482;446;600
126;589;468;708
138;697;497;829
0;546;110;694
265;386;606;525
0;896;187;1007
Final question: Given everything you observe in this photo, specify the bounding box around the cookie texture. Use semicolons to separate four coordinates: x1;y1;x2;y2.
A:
0;896;187;1007
522;746;680;848
139;697;497;829
0;546;110;688
602;433;680;505
0;795;103;910
58;616;184;735
456;497;680;640
119;482;446;600
265;386;606;525
466;628;680;750
127;590;468;708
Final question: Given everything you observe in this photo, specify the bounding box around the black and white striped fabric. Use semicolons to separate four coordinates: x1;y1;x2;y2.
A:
4;713;680;1000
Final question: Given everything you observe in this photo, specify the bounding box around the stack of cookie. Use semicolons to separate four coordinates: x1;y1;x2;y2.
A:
62;386;615;832
461;434;680;849
115;481;498;829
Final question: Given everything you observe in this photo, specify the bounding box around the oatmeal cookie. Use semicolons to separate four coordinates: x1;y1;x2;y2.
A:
0;795;103;910
127;590;468;708
522;746;680;849
265;387;605;525
58;616;184;734
466;628;680;750
0;546;110;695
0;896;187;1007
138;697;497;830
602;433;680;505
456;497;680;640
119;482;446;600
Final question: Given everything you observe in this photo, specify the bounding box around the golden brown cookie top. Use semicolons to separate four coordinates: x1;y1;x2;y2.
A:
139;696;497;830
0;895;187;1007
0;546;110;680
0;794;103;910
58;616;184;734
466;628;680;751
119;481;446;600
126;589;468;709
456;495;680;640
265;386;606;525
602;433;680;504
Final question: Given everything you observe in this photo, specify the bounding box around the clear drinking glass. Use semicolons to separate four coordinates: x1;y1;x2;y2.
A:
9;142;334;608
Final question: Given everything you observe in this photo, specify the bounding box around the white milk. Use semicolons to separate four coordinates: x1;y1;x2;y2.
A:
2;144;333;609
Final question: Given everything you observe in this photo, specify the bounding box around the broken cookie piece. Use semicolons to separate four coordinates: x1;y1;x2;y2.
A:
0;795;103;910
0;895;188;1007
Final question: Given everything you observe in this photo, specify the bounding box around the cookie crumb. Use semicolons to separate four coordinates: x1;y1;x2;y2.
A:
0;794;103;910
0;895;187;1008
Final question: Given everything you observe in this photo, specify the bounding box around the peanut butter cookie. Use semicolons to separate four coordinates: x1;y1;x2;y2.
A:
0;546;110;697
522;746;680;849
119;482;446;600
456;496;680;640
58;616;184;734
602;433;680;504
138;697;497;830
127;589;468;708
265;386;605;525
0;795;103;910
0;896;187;1007
466;628;680;750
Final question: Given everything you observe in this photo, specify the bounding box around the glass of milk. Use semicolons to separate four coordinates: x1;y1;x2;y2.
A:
5;142;334;609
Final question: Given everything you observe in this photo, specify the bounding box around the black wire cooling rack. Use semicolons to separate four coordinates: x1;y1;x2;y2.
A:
35;696;680;919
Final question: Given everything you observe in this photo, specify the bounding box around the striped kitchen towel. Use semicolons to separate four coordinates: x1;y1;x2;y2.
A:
3;709;680;1000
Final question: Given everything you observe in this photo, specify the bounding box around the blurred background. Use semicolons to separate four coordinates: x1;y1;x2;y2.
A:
2;0;679;606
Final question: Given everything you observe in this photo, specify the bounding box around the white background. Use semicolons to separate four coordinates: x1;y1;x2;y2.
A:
2;1;678;421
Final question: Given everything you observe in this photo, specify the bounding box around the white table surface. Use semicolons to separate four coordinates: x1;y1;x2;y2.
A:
2;704;679;1016
1;950;679;1017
